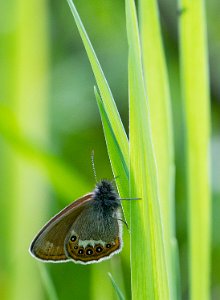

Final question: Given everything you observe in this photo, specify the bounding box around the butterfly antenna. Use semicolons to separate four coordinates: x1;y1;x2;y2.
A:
91;150;98;183
118;197;141;201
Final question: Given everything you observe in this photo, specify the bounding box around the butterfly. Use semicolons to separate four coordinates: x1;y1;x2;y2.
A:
29;179;124;264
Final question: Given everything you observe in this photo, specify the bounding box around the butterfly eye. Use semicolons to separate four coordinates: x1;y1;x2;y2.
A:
106;244;112;248
70;235;77;242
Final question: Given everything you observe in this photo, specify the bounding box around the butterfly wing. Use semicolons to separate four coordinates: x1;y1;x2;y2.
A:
65;205;123;264
30;193;93;262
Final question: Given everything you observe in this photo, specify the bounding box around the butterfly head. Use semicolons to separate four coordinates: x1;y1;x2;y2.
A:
93;179;120;209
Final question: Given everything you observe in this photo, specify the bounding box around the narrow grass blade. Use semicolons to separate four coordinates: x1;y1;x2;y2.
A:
66;3;131;299
126;0;170;298
94;87;128;199
108;273;125;300
90;266;114;300
66;0;128;167
94;87;130;293
5;0;50;299
0;105;89;201
179;0;211;298
139;0;177;298
39;265;59;300
172;240;181;300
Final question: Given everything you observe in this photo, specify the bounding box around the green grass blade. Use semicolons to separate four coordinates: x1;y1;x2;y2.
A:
94;87;128;199
38;265;59;300
66;0;128;165
172;241;181;300
94;87;130;296
139;0;177;298
108;273;125;300
66;3;131;298
4;0;50;299
179;0;211;299
66;0;130;217
126;0;170;298
0;105;89;201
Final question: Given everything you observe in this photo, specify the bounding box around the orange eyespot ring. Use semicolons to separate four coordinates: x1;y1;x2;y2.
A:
86;249;93;255
78;249;84;255
70;235;77;242
96;246;103;253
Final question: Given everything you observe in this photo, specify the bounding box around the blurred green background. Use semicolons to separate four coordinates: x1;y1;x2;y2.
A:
0;0;219;299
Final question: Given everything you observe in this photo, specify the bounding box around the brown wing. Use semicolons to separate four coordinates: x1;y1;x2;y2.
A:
65;209;123;264
66;236;122;264
30;193;93;262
